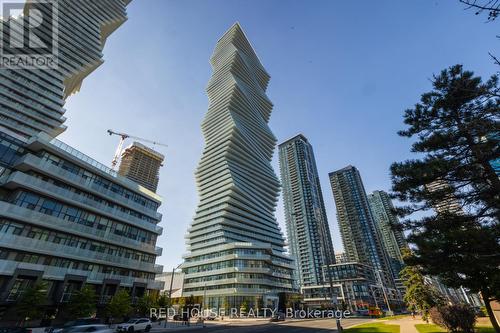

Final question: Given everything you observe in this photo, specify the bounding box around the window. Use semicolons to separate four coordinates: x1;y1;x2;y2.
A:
40;199;61;216
19;192;39;209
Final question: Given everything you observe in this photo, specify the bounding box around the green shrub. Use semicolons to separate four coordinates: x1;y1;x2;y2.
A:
430;305;476;333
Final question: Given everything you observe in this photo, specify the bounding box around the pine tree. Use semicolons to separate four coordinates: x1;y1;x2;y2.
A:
391;64;500;332
399;251;444;322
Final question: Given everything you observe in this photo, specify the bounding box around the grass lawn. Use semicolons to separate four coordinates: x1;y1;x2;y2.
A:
415;324;445;333
376;315;410;321
345;322;400;333
415;324;495;333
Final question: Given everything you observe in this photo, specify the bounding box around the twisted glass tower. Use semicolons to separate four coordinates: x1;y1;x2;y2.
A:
182;23;294;309
0;0;132;139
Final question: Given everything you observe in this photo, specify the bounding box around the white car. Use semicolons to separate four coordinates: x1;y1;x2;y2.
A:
63;325;114;333
116;319;151;333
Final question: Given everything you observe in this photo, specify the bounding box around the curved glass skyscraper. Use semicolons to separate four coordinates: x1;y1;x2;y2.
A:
182;23;294;309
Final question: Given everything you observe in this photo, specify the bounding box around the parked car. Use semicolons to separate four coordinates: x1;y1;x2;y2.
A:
354;309;370;317
200;309;217;321
62;325;113;333
46;319;101;333
116;319;151;332
0;328;32;333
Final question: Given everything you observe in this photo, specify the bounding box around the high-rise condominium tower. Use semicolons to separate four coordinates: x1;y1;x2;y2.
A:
0;0;133;139
368;190;406;279
0;0;164;322
182;23;294;309
118;142;164;193
279;134;335;287
329;166;394;286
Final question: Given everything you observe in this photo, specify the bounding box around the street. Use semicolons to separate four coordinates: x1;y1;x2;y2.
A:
150;318;373;332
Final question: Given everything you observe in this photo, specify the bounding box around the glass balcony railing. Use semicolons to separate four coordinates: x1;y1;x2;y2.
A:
44;136;162;203
0;259;163;289
6;171;161;234
14;154;161;220
0;201;157;254
50;137;119;177
0;232;159;273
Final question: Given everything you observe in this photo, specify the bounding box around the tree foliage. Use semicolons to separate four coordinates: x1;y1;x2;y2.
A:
157;292;168;307
67;285;97;319
400;252;444;322
106;289;132;321
14;282;48;325
430;304;477;333
459;0;500;65
390;65;500;331
135;293;158;317
460;0;500;21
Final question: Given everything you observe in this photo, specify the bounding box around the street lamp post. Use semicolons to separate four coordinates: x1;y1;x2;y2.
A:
165;263;182;328
375;270;392;315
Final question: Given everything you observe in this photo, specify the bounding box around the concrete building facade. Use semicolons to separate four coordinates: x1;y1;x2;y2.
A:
0;0;133;139
181;23;294;310
278;134;335;288
0;0;164;323
157;271;184;299
302;262;402;312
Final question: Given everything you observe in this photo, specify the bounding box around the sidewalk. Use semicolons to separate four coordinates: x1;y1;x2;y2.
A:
150;321;209;331
383;316;426;333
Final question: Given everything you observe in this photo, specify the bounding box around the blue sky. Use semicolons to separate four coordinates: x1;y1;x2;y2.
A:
59;0;499;270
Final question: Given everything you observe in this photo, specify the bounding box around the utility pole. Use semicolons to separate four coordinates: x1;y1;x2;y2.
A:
375;269;392;315
165;264;181;328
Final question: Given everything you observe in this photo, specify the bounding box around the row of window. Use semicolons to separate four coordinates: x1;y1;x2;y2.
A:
39;151;159;211
184;259;292;275
0;219;156;263
10;190;157;245
184;284;281;293
185;272;290;285
186;248;268;263
327;264;374;281
29;170;157;224
0;247;155;280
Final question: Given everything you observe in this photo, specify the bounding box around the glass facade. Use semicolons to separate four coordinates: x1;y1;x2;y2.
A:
279;134;335;288
368;190;406;280
328;166;395;289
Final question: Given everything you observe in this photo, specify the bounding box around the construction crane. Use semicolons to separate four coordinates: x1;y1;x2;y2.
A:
107;129;167;170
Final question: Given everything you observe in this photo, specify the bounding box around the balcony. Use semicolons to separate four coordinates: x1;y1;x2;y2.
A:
48;136;162;203
0;201;157;255
0;232;159;273
14;154;161;220
0;259;164;290
4;171;162;235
